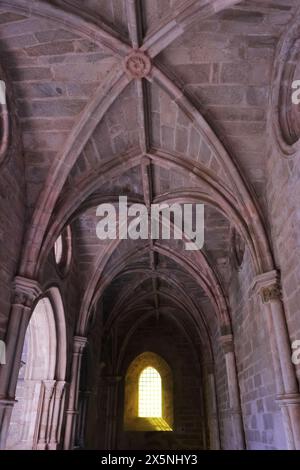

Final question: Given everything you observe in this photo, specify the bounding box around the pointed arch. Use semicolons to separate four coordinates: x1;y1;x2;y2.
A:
6;287;67;449
124;352;173;431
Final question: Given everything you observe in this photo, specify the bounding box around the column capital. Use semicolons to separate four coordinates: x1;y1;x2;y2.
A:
55;380;66;393
12;276;42;308
251;270;281;303
42;380;56;402
42;379;56;389
73;336;88;354
219;334;234;353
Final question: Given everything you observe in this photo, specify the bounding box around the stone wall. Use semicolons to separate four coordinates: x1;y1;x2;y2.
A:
265;147;300;386
0;116;25;338
228;248;287;449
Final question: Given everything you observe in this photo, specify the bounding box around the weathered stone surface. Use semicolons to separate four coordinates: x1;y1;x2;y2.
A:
25;41;75;57
18;99;86;118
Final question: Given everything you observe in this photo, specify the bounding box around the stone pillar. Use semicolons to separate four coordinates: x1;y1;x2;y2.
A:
0;398;15;450
63;336;87;450
36;380;56;450
252;270;300;450
76;390;91;448
48;381;66;450
104;376;122;451
0;276;41;449
220;334;245;449
204;362;220;450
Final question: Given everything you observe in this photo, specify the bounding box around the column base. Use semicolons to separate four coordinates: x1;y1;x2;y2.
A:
0;397;16;449
277;393;300;450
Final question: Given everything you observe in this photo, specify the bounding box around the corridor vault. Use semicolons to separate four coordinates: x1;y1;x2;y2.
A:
0;0;300;451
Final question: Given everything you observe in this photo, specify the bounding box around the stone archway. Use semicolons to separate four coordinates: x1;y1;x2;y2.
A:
6;289;67;450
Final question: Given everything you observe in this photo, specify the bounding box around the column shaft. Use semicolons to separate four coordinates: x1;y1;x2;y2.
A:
49;381;66;449
0;276;41;449
206;371;220;450
253;270;300;450
220;335;245;450
63;336;87;450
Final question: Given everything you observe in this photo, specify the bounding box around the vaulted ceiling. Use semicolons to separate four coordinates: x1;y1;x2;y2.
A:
1;0;299;361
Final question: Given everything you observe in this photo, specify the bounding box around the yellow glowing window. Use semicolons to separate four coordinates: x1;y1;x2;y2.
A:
138;367;162;418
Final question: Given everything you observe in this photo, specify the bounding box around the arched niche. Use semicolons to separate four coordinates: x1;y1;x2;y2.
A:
6;288;67;450
124;352;173;432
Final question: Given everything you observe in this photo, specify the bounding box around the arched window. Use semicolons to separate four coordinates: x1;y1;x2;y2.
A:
124;352;173;432
139;367;162;418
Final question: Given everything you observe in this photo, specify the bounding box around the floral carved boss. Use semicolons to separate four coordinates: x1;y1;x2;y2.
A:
124;51;152;79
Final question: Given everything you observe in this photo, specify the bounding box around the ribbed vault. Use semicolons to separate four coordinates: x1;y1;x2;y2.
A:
1;0;300;451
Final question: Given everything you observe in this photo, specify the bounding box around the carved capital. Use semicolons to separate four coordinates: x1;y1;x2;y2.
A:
73;336;88;355
219;334;234;353
55;380;66;394
42;380;56;399
261;284;281;303
12;276;42;308
124;50;151;79
251;270;281;304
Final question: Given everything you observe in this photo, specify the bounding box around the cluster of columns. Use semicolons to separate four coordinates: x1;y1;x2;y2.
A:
0;276;88;450
252;270;300;450
36;380;66;450
203;362;220;450
209;269;300;451
75;390;91;448
64;336;87;450
212;269;300;450
0;276;41;449
103;375;122;450
219;334;245;449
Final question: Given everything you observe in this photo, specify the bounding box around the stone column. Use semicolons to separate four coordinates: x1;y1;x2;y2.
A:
63;336;87;450
204;362;220;450
0;276;41;449
76;390;91;448
104;375;122;450
264;300;295;448
0;398;15;450
48;380;66;450
252;270;300;450
220;334;245;450
36;380;56;450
